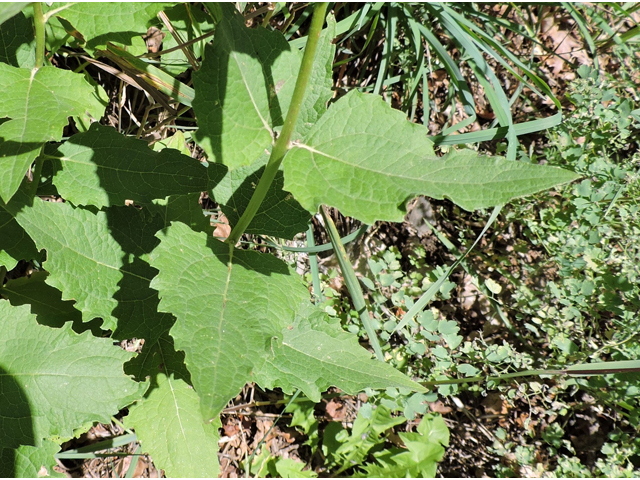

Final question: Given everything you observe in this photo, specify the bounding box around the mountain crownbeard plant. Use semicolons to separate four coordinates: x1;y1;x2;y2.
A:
0;2;589;476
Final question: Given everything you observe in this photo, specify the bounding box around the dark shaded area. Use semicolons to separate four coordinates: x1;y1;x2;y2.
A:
0;365;34;477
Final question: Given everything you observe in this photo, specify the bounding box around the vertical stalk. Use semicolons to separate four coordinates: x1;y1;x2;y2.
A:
33;3;46;68
226;2;329;246
306;224;324;303
321;206;384;362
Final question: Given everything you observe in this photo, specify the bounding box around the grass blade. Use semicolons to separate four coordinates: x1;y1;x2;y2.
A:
394;206;502;334
321;206;384;361
306;223;324;303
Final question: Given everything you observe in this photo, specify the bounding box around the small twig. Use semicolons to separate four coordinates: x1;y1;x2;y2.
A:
140;30;216;59
158;11;200;70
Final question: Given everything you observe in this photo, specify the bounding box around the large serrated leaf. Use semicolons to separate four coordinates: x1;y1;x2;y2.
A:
0;302;147;449
149;222;424;420
283;91;580;223
11;200;177;338
192;5;299;169
0;439;64;478
192;7;336;170
0;3;30;27
126;335;220;478
254;304;425;399
0;64;105;202
12;200;123;328
293;14;336;140
50;124;223;209
0;272;82;329
149;193;212;234
212;154;311;239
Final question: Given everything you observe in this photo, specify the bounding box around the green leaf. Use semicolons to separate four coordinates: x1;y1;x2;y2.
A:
150;193;212;234
103;205;177;342
283;91;580;224
0;3;30;26
0;439;64;478
160;4;216;75
43;3;171;52
330;404;405;469
0;188;40;270
12;197;200;339
192;4;301;169
360;414;449;478
0;12;36;68
212;154;311;238
0;302;146;448
149;222;423;419
13;199;124;329
254;305;424;400
126;335;221;478
0;64;105;202
274;457;317;478
50;124;221;209
0;272;81;329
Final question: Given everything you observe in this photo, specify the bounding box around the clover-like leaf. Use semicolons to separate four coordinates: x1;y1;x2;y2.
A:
0;302;146;449
283;90;580;223
0;64;105;202
149;222;424;420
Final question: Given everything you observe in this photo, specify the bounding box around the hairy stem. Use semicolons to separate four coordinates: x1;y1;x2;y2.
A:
33;3;46;68
226;2;329;246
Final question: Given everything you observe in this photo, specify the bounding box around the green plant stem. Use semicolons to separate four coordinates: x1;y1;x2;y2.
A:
226;2;329;246
306;224;324;302
320;206;384;362
33;3;46;68
422;362;640;388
